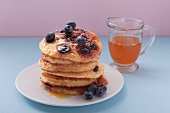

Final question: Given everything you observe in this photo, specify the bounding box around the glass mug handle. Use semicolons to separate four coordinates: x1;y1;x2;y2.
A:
140;25;156;55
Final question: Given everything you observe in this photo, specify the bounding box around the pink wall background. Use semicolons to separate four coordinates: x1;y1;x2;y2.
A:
0;0;170;37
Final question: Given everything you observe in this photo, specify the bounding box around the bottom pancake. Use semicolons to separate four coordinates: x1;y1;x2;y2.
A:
41;82;88;95
40;75;108;95
40;72;96;87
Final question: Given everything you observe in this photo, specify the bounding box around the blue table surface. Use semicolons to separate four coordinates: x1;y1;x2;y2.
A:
0;37;170;113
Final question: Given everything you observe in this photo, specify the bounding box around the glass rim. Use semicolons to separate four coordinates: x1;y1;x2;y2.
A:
106;17;145;31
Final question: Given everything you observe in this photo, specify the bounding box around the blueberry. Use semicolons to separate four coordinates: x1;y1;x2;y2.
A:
76;36;86;45
84;91;93;100
80;47;90;54
64;25;73;35
95;87;105;97
58;44;71;53
93;66;99;72
45;32;55;43
88;84;97;94
100;84;107;92
89;44;97;50
66;22;76;29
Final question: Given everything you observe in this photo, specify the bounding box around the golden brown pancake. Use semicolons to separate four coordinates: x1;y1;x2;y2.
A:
40;75;108;95
41;82;88;95
43;62;104;78
39;28;102;62
38;57;98;72
40;72;97;87
41;54;75;64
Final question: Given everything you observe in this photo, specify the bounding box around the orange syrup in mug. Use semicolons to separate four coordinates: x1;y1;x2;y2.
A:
108;36;142;64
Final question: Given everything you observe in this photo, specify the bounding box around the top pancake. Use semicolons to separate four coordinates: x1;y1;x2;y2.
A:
39;28;102;62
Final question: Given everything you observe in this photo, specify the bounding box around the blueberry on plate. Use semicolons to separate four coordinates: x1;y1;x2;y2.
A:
76;36;86;45
66;22;76;29
45;32;55;43
88;84;97;94
58;44;71;53
64;25;73;35
84;91;93;100
100;84;107;92
95;87;105;97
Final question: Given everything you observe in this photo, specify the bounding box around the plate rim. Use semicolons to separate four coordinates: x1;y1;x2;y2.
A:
15;63;124;107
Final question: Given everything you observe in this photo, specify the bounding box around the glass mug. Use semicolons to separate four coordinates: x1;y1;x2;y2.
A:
106;17;155;74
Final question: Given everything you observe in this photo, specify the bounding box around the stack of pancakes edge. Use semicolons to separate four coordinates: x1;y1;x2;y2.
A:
39;28;108;95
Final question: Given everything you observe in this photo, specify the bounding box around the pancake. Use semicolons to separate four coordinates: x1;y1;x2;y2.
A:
39;23;108;95
40;72;97;87
41;54;75;64
39;28;102;62
38;57;98;72
40;75;108;95
43;62;104;78
41;82;88;95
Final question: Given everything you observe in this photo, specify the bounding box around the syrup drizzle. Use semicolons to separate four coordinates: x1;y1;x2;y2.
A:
48;91;71;99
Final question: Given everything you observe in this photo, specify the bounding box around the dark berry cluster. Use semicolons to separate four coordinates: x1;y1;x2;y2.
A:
79;43;97;55
80;47;90;54
60;22;97;55
84;84;107;100
45;21;98;55
45;22;76;43
61;22;76;35
89;44;97;50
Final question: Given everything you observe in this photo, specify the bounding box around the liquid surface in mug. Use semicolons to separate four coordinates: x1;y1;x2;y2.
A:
108;36;142;64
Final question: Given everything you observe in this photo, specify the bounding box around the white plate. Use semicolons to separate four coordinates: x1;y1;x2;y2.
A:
15;63;124;107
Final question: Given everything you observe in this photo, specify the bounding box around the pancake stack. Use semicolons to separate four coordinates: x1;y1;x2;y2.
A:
38;22;108;95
